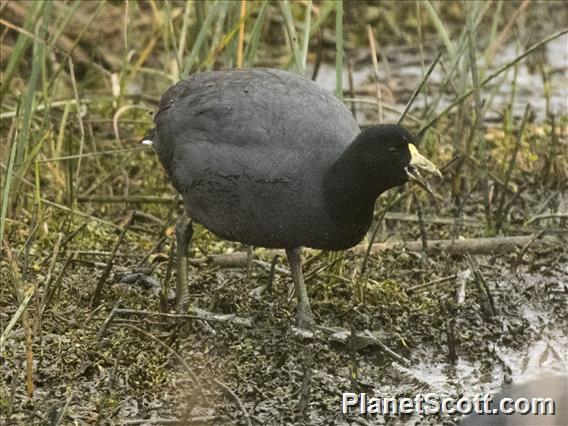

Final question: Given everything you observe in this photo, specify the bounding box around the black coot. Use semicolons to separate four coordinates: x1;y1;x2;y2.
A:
147;68;440;327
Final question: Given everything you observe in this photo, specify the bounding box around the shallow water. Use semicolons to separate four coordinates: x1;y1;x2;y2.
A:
309;35;568;125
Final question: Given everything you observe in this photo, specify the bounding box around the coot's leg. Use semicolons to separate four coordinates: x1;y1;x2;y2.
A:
285;247;315;328
246;245;254;280
176;214;193;313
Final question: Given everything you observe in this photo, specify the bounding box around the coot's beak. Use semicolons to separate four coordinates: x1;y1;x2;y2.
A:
405;144;442;198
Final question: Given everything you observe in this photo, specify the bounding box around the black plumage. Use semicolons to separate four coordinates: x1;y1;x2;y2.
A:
149;68;440;326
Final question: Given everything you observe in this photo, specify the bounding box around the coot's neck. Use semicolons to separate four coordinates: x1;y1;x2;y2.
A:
323;129;399;224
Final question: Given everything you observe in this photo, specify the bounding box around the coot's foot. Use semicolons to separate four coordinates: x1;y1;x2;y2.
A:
295;302;316;329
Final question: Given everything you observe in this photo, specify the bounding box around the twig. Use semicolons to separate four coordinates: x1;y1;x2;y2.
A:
335;0;343;98
131;210;164;226
54;388;74;426
59;222;86;250
405;274;457;294
16;210;43;269
6;370;18;421
279;0;303;72
77;195;175;204
414;192;429;266
495;104;531;232
355;234;564;256
325;329;410;365
383;211;478;225
310;28;323;81
38;232;64;320
515;229;546;268
485;0;531;63
138;235;167;267
525;213;568;226
2;238;35;396
91;211;136;307
466;254;497;317
23;192;120;229
347;56;356;119
197;234;565;267
112;104;148;144
236;0;246;68
36;146;150;163
0;286;35;347
361;189;404;275
344;98;425;126
362;330;410;365
114;308;253;328
24;302;33;396
301;0;312;70
68;58;85;186
367;24;383;121
96;299;122;343
398;50;442;125
212;378;252;426
253;258;289;276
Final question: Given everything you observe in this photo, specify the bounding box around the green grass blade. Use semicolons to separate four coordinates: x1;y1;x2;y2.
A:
244;0;268;67
309;0;334;38
422;2;489;121
15;1;51;165
423;1;455;57
482;0;503;65
182;0;220;77
467;12;491;231
279;0;304;72
177;0;193;75
398;50;442;125
335;0;343;98
48;0;81;46
301;0;312;70
207;0;230;70
163;0;182;79
0;121;19;245
0;1;46;99
201;7;248;70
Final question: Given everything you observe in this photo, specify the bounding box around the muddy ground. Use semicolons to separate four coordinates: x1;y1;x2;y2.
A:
2;193;567;424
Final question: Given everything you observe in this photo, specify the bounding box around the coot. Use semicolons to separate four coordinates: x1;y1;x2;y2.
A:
146;68;440;326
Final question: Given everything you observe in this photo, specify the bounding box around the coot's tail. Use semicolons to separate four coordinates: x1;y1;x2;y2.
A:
140;128;156;146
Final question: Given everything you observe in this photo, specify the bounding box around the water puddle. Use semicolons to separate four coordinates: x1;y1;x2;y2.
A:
310;35;568;124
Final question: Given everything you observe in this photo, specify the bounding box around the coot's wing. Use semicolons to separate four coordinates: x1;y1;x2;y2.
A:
153;69;359;247
154;69;358;159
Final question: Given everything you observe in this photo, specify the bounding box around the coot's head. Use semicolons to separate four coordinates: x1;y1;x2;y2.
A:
349;124;441;194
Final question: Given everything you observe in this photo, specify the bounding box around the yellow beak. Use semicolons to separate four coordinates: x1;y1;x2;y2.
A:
408;144;442;178
406;144;442;198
